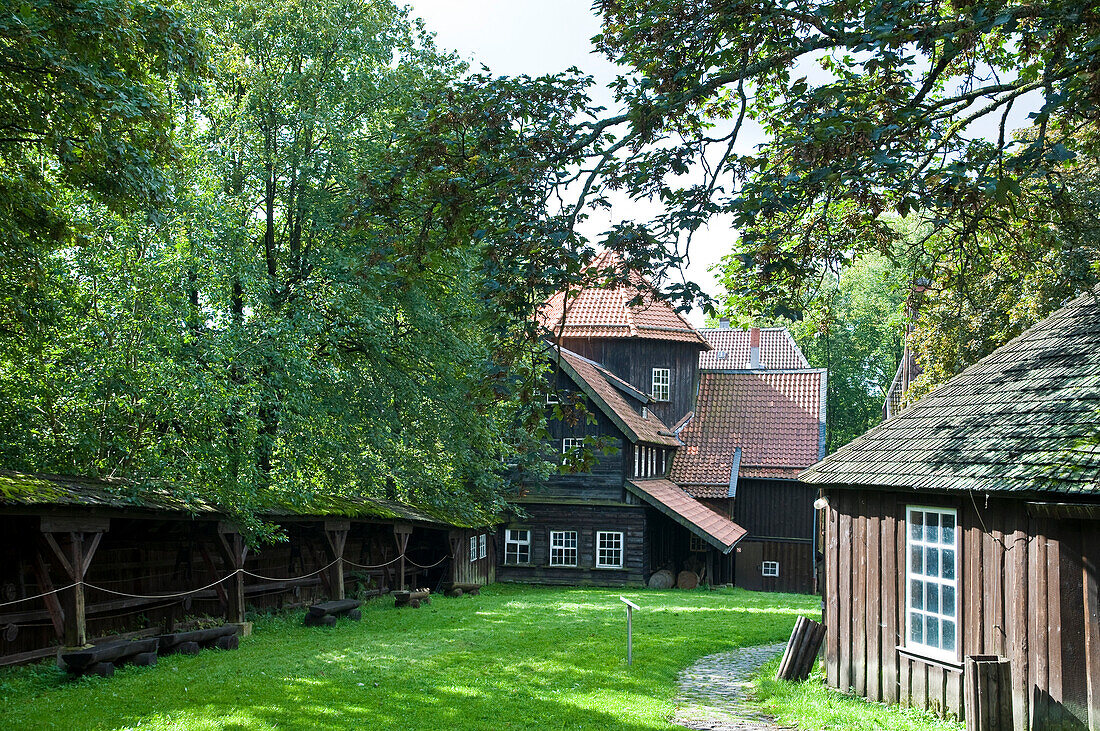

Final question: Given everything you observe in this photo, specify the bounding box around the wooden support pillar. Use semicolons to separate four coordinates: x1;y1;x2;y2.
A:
394;523;412;592
1084;535;1100;731
448;530;463;584
323;521;350;600
216;523;249;624
40;516;108;648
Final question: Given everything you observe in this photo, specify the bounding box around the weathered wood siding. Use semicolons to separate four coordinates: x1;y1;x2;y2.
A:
823;488;1100;729
735;539;814;594
734;479;816;539
449;528;496;586
557;338;702;426
496;503;648;586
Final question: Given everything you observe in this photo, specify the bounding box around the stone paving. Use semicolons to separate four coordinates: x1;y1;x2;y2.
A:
673;642;792;731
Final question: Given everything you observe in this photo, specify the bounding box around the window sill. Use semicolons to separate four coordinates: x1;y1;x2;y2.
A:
593;565;625;571
896;646;963;672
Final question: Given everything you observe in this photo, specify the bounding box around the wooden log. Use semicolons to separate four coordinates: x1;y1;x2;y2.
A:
676;570;699;590
158;625;237;652
90;662;114;678
347;609;361;621
130;652;157;667
964;655;1013;731
777;616;808;680
60;637;159;672
214;634;239;651
305;599;360;618
777;616;826;682
176;641;201;656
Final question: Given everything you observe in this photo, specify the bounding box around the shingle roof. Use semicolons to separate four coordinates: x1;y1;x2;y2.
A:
800;288;1100;495
554;347;680;447
0;471;481;527
539;251;710;348
698;327;810;370
625;478;747;552
671;370;827;497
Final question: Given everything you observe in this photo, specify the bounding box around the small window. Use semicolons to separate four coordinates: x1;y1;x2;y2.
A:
762;561;780;577
689;534;708;552
504;529;530;565
545;391;560;405
651;368;670;401
906;506;959;661
596;531;624;568
641;406;649;420
562;437;584;453
479;533;487;560
469;536;478;562
549;530;578;567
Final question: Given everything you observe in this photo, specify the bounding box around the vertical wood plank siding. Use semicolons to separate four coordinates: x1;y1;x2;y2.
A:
823;489;1100;729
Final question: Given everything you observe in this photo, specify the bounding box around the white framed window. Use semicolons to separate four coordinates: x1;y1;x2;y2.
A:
562;437;584;453
651;368;670;401
504;529;530;565
689;534;708;552
906;506;959;661
634;446;640;475
549;530;578;567
641;406;649;420
545;391;560;405
479;533;487;559
762;561;780;577
469;536;478;562
649;448;657;475
595;531;624;568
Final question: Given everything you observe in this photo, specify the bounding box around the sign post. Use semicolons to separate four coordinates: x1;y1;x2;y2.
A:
620;596;640;666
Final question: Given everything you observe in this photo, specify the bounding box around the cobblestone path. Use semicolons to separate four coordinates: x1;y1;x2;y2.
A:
673;642;792;731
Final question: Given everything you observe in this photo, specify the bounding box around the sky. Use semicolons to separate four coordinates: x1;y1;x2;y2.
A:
404;0;745;325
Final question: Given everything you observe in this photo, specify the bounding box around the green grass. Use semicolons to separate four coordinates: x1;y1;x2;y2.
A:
748;655;965;730
0;584;818;730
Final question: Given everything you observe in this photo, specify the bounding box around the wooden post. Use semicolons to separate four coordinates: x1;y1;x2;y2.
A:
393;524;412;592
40;517;108;648
323;521;350;601
964;656;1013;731
777;616;827;682
620;597;639;666
216;524;249;625
1084;540;1099;731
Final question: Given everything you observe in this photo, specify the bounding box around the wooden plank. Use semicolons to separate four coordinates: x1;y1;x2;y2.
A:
866;498;882;703
40;516;110;534
881;493;899;703
945;667;962;721
1010;508;1031;731
838;506;853;692
1085;522;1100;731
912;657;928;711
926;663;944;717
854;509;867;697
967;517;985;656
1048;529;1063;707
990;525;1006;657
825;496;839;690
31;552;64;639
1031;525;1050;714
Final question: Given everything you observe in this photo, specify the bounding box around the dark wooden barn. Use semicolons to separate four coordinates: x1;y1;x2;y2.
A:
0;472;492;666
801;288;1100;728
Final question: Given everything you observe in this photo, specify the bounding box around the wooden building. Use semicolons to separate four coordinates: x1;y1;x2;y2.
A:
500;252;823;591
0;471;491;666
801;288;1100;728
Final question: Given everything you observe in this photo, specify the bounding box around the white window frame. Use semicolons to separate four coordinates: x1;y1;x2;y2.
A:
545;392;560;405
651;368;670;401
479;533;487;560
504;529;531;565
562;437;584;453
549;530;578;567
905;506;960;662
469;536;478;562
762;560;780;577
595;531;624;568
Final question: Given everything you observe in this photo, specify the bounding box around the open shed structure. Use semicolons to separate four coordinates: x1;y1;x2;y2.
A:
801;288;1100;729
0;472;494;666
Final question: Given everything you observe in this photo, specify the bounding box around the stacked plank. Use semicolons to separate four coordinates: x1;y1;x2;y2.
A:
775;616;826;682
59;638;160;677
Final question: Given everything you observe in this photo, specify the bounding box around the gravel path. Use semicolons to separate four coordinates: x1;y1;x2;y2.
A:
673;642;792;731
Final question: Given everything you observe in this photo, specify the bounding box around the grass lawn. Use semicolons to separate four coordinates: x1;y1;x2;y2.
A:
0;584;817;730
749;655;965;731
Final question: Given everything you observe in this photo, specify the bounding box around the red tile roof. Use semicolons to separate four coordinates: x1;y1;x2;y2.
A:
539;251;710;348
671;370;826;497
698;327;809;370
554;347;680;447
625;478;747;552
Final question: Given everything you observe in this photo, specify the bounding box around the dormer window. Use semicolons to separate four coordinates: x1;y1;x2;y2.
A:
716;351;728;360
641;406;649;420
651;368;670;402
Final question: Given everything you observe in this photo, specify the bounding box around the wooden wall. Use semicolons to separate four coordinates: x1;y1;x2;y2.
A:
449;528;496;586
735;539;814;594
558;338;702;426
734;479;816;540
823;488;1100;729
496;503;647;586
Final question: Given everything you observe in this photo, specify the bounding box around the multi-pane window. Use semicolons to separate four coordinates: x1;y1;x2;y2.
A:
651;368;670;401
549;530;578;567
504;529;530;565
469;536;478;562
545;392;560;405
689;534;708;552
906;506;959;660
562;437;584;453
479;533;487;559
595;531;624;568
762;561;780;577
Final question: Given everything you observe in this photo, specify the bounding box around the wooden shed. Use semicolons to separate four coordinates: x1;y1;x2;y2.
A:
801;288;1100;729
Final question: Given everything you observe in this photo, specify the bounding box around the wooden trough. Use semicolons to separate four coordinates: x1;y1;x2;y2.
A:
59;637;160;677
393;590;431;608
442;582;481;598
158;625;240;655
303;599;362;626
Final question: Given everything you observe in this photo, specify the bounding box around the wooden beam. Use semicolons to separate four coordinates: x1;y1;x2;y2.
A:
31;552;64;639
323;526;349;600
215;530;248;624
394;527;412;591
40;516;110;534
1084;526;1100;731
